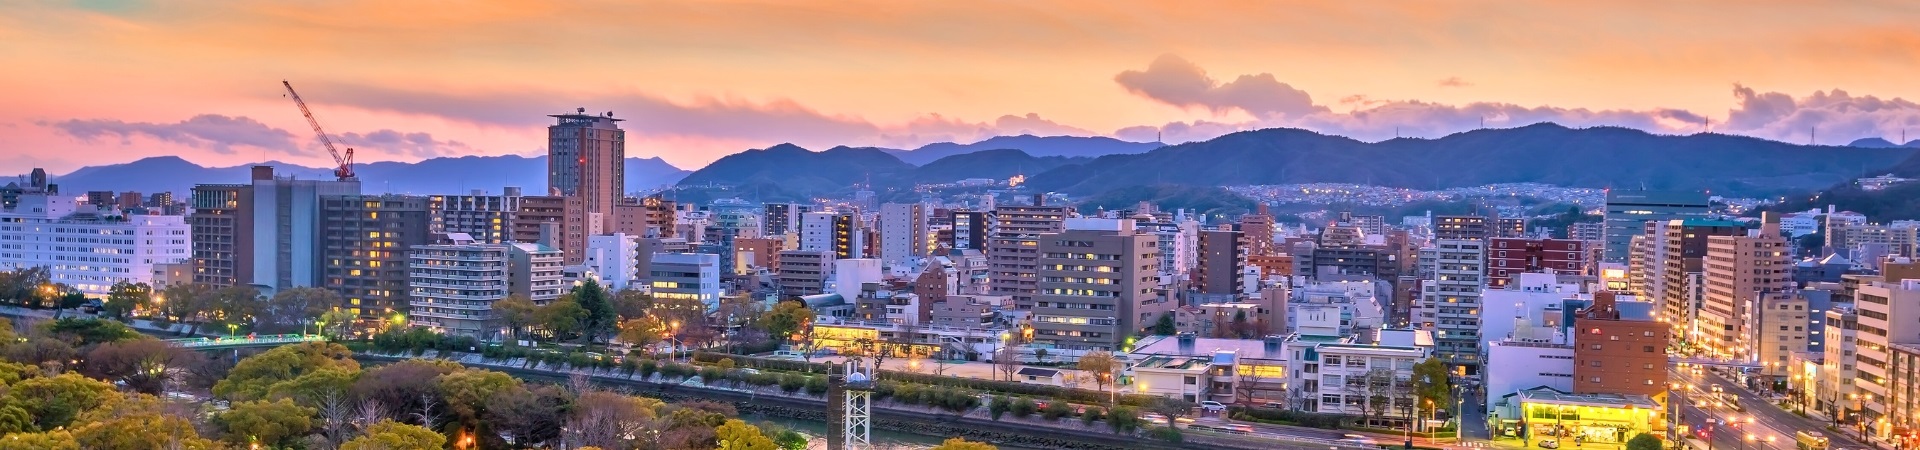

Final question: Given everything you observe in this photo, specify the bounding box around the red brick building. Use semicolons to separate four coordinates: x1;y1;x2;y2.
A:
1487;237;1589;287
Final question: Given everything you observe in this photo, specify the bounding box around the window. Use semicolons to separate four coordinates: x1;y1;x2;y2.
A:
1644;346;1656;352
1589;344;1602;350
1588;360;1601;367
1590;377;1601;383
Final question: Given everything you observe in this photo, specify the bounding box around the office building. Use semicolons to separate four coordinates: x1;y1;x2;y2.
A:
649;252;722;310
320;194;431;320
1195;227;1245;295
0;193;189;296
1603;190;1709;262
546;109;625;234
190;166;360;290
989;197;1069;310
1030;218;1158;350
1570;293;1667;397
1853;279;1920;434
1656;219;1747;342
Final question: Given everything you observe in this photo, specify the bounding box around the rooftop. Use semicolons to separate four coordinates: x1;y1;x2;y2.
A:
1512;386;1659;409
1130;335;1289;360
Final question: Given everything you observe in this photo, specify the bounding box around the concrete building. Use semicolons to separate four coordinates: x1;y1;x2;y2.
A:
1657;219;1748;345
1571;294;1667;397
879;203;930;264
612;195;676;239
832;258;883;301
931;294;1002;328
319;194;431;320
1495;218;1528;238
1195;227;1245;295
1239;205;1277;256
189;166;360;291
948;210;992;251
800;210;863;259
1751;291;1810;377
1434;215;1490;241
1603;190;1709;262
1488;237;1590;288
733;237;783;274
1127;333;1292;406
428;187;523;244
1849;279;1920;432
1816;305;1858;421
584;233;641;289
1030;218;1158;350
776;250;833;297
762;202;811;237
1700;216;1789;360
1569;222;1605;243
407;239;563;339
514;195;589;263
0;193;189;297
1419;238;1487;375
988;197;1069;310
546;109;624;234
649;252;722;310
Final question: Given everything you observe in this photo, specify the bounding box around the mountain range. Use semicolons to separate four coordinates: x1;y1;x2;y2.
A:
672;144;1089;202
1847;137;1920;148
45;155;689;197
1021;124;1917;195
884;135;1162;165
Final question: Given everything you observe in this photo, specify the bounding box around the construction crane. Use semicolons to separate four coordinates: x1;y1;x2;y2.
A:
280;80;355;181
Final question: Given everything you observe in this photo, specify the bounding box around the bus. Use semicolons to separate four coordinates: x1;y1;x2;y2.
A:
1797;431;1830;450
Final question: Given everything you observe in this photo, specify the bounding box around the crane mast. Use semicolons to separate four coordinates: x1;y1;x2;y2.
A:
280;80;355;180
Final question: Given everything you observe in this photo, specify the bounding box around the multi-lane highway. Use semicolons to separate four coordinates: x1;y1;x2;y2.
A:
1670;365;1864;450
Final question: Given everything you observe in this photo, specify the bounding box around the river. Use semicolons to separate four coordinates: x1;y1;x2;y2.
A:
742;413;1040;450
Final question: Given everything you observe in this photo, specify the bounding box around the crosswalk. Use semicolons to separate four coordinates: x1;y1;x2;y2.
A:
1452;441;1494;448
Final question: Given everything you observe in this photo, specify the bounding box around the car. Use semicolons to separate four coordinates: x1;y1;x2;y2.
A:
738;368;761;375
1539;439;1560;449
1199;401;1228;412
1224;424;1254;433
1142;413;1169;425
1337;435;1378;447
1262;401;1284;409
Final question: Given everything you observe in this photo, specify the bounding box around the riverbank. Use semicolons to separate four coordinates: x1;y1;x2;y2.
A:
353;350;1305;450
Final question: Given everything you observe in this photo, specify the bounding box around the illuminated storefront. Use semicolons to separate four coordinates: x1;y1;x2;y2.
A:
1492;387;1662;444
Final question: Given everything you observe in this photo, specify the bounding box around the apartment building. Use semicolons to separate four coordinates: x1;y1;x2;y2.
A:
1420;238;1486;375
319;194;431;320
988;197;1068;310
407;240;562;339
1030;218;1158;350
1700;216;1788;360
777;250;833;297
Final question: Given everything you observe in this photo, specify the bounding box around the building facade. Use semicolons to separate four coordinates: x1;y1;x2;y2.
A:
1030;218;1157;350
0;193;189;296
319;194;431;320
1603;190;1709;262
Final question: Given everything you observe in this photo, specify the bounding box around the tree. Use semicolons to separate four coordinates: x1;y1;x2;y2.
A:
572;279;618;343
617;315;666;355
5;373;117;431
436;369;522;429
217;398;316;448
1077;350;1120;405
79;337;196;395
1010;397;1038;418
993;346;1019;381
264;367;360;407
1359;368;1397;425
0;430;78;449
485;385;569;448
773;428;807;450
988;395;1012;421
352;359;461;424
317;308;357;339
1626;433;1663;450
760;300;815;345
49;289;85;320
567;390;660;449
1146;397;1195;423
1033;348;1049;362
158;282;214;335
1228;310;1252;339
610;288;653;320
536;298;588;341
339;419;446;450
38;317;140;346
208;285;262;332
930;437;998;450
1152;312;1177;335
715;419;777;450
1412;357;1453;430
102;280;152;321
494;294;538;341
260;287;339;333
1107;405;1142;434
71;393;216;450
213;342;360;401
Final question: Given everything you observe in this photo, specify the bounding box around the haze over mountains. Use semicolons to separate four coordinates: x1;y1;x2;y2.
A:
35;125;1919;202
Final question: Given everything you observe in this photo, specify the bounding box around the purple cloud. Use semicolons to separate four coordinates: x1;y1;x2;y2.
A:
333;129;472;158
1114;54;1325;120
44;114;302;155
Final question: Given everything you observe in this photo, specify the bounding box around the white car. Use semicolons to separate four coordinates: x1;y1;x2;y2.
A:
1198;401;1228;412
1538;439;1560;449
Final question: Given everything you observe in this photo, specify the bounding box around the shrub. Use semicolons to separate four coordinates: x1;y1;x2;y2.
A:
639;359;659;379
718;358;736;371
989;395;1012;421
1011;398;1037;418
805;375;828;395
1231;406;1353;429
700;366;726;383
1081;406;1104;425
1145;425;1183;443
1042;400;1072;421
1108;406;1141;434
778;374;805;393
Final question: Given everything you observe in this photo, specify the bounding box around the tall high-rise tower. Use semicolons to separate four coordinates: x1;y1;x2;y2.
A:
547;108;625;234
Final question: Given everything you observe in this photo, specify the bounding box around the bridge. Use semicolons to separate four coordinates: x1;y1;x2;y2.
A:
166;334;327;349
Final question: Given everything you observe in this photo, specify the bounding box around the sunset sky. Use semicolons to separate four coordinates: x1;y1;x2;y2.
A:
3;0;1919;175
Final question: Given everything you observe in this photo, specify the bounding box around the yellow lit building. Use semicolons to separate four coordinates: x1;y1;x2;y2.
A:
1493;386;1662;445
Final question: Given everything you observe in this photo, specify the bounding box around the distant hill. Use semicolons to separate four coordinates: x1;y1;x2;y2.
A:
675;144;915;201
887;135;1163;165
910;149;1086;183
47;155;688;196
1848;137;1920;148
1023;123;1916;196
1077;184;1256;217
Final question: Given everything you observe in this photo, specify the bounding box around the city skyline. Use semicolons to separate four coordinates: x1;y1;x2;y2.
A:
2;1;1919;174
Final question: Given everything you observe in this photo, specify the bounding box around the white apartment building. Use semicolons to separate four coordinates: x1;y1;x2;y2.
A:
1854;279;1920;432
878;203;929;265
1128;333;1291;405
408;239;563;339
649;252;722;309
0;193;189;296
1817;305;1858;420
1285;329;1434;428
1419;238;1487;374
584;233;640;289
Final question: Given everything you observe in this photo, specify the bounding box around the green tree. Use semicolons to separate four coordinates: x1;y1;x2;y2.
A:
1041;400;1072;421
263;367;359;406
217;398;316;448
930;437;998;450
260;287;339;333
0;430;78;449
0;403;34;435
6;373;117;431
317;308;358;338
773;429;807;450
536;298;588;341
1107;405;1142;434
437;369;523;428
212;342;360;401
572;279;617;343
1152;312;1176;335
617;315;666;354
339;420;445;450
1076;350;1121;405
49;289;85;320
38;318;140;346
988;395;1012;421
1412;357;1453;426
1626;433;1662;450
158;282;214;335
73;393;214;450
715;419;777;450
759;300;815;344
1011;397;1037;418
102;280;152;321
494;294;538;341
208;285;261;332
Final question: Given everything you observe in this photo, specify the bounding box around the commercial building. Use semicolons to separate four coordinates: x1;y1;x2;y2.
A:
1487;237;1590;288
1815;305;1858;421
0;193;189;296
1656;219;1748;345
762;202;812;237
733;237;782;273
546;109;625;234
1127;333;1290;406
612;195;676;238
1030;218;1157;350
800;211;863;259
1570;294;1667;397
1699;215;1788;360
1849;279;1920;432
319;194;431;321
988;197;1069;310
1195;227;1245;295
1492;387;1662;446
1603;190;1709;262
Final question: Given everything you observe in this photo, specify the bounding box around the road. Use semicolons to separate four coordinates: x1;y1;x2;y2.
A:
1671;366;1862;450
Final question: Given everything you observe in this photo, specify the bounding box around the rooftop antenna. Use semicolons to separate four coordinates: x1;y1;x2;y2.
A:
1811;126;1816;146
